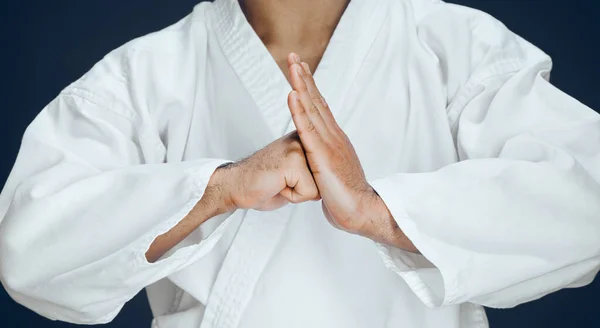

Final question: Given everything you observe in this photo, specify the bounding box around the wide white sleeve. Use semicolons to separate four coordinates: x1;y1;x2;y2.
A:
372;2;600;309
0;53;233;323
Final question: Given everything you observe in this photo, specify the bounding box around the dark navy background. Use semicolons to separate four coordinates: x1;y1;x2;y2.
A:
1;1;598;327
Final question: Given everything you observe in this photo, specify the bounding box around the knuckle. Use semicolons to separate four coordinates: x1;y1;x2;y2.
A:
311;94;322;104
313;95;328;109
285;146;304;162
309;104;320;113
301;62;311;73
283;130;301;143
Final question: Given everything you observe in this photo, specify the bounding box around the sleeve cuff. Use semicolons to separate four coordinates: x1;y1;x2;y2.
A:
134;158;235;268
370;176;460;308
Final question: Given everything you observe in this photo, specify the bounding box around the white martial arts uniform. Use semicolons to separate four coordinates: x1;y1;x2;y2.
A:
1;0;599;327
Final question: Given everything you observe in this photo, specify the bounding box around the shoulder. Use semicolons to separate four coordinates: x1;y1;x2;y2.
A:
118;2;214;57
403;0;549;63
64;2;216;117
79;1;214;83
393;0;523;53
390;0;551;100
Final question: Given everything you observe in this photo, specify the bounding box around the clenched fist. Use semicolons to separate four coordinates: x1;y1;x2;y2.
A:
213;131;320;212
148;131;318;262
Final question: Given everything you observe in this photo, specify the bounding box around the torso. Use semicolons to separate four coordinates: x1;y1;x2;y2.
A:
138;0;489;327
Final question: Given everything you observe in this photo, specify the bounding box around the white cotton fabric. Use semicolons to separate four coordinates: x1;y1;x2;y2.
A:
1;0;599;327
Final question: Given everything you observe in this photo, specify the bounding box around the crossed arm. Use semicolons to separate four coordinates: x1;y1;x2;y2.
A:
145;53;416;262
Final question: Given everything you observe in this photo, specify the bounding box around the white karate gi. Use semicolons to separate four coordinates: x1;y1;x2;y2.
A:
1;0;599;327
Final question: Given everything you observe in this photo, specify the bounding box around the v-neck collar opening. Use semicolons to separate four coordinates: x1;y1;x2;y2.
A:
207;0;388;138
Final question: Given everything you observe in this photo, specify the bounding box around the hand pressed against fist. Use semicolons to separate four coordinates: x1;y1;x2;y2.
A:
216;131;320;212
285;53;373;234
204;54;415;252
285;53;416;252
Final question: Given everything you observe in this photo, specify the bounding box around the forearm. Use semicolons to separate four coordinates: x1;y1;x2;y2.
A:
145;166;236;263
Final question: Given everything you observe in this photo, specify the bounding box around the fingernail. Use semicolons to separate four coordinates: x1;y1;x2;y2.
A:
293;53;301;64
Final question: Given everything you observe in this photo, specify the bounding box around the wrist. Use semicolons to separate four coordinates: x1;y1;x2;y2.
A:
359;186;417;252
357;188;390;239
203;162;239;216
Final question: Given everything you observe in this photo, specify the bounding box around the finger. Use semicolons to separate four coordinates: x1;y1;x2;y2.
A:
287;53;330;122
280;187;311;204
298;62;337;126
256;194;290;211
279;187;297;203
280;183;319;204
293;163;321;202
287;90;320;149
280;166;320;204
287;52;301;68
298;62;331;116
289;63;327;135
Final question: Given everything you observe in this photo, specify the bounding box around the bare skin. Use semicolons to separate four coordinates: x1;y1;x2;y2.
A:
146;131;319;262
240;0;349;83
146;0;417;262
286;53;418;252
146;0;348;263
